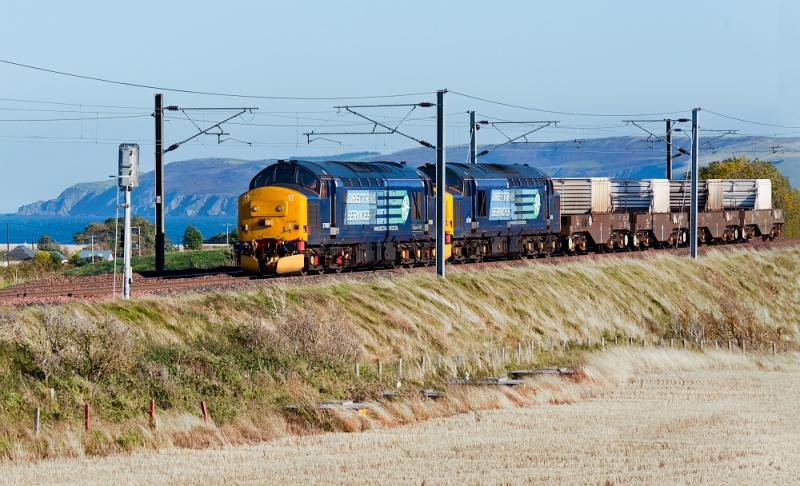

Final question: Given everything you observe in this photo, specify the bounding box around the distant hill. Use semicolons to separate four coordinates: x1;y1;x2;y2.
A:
17;158;269;217
16;137;800;218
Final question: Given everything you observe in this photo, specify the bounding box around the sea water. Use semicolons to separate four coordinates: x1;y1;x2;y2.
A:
0;214;235;245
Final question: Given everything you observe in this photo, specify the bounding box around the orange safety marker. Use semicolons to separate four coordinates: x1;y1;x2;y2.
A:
84;403;91;432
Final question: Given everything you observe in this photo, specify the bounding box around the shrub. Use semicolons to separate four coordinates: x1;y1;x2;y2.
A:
240;305;360;365
26;310;140;383
666;297;780;346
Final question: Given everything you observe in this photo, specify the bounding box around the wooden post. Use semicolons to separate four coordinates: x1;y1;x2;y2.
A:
200;400;209;423
700;339;704;351
771;342;776;357
516;342;522;361
149;399;157;429
34;407;40;435
397;358;404;378
49;388;55;401
728;339;733;353
615;336;619;346
715;340;719;350
682;339;687;349
601;336;605;351
670;338;674;349
742;340;746;354
378;360;383;379
627;336;632;348
84;403;91;433
354;362;361;378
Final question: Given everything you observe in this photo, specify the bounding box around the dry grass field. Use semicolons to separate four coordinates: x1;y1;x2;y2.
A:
3;349;798;485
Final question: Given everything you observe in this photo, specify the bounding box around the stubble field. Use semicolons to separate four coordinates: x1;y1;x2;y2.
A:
3;349;798;485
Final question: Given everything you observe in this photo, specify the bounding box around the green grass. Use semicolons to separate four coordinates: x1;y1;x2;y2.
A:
64;249;233;276
0;246;798;460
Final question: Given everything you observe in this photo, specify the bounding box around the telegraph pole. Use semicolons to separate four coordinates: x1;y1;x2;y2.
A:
665;119;673;180
154;93;165;272
5;223;9;268
469;110;477;165
689;108;701;259
436;89;447;278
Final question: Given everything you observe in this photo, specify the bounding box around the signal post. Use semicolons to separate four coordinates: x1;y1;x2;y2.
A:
118;144;140;299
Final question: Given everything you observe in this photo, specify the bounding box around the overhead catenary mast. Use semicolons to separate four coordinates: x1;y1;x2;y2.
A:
152;93;257;273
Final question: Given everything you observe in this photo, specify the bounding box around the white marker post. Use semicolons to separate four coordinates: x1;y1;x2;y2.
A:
118;144;140;299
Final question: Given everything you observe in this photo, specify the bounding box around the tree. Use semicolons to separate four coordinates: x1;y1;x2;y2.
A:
37;235;61;253
182;225;203;250
205;229;237;244
700;156;799;236
73;216;157;254
31;251;57;271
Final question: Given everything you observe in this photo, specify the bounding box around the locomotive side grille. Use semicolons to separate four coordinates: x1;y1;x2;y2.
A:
454;200;464;232
307;199;320;235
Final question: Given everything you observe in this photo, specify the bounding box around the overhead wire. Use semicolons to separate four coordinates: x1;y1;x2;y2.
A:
0;96;148;110
0;114;151;122
451;90;692;117
0;58;433;100
704;109;800;129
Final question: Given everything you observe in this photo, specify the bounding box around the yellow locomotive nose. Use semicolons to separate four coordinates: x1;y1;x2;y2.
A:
238;186;308;274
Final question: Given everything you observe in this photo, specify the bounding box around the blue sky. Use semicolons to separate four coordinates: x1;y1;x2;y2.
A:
1;0;798;212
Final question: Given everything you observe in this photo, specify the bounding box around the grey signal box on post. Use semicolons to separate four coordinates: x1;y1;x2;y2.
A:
118;144;140;188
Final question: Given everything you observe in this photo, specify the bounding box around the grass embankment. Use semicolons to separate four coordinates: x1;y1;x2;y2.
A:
8;350;798;484
0;246;798;460
64;248;233;276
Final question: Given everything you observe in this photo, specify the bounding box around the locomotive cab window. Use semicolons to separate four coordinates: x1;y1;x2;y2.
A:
446;172;464;193
297;167;320;193
274;164;296;185
250;166;275;189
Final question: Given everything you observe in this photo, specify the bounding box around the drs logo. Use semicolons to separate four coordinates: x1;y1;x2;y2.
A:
345;190;377;224
489;188;541;221
344;189;411;226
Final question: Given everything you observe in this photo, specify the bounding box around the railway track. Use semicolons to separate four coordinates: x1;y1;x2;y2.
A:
1;237;797;305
